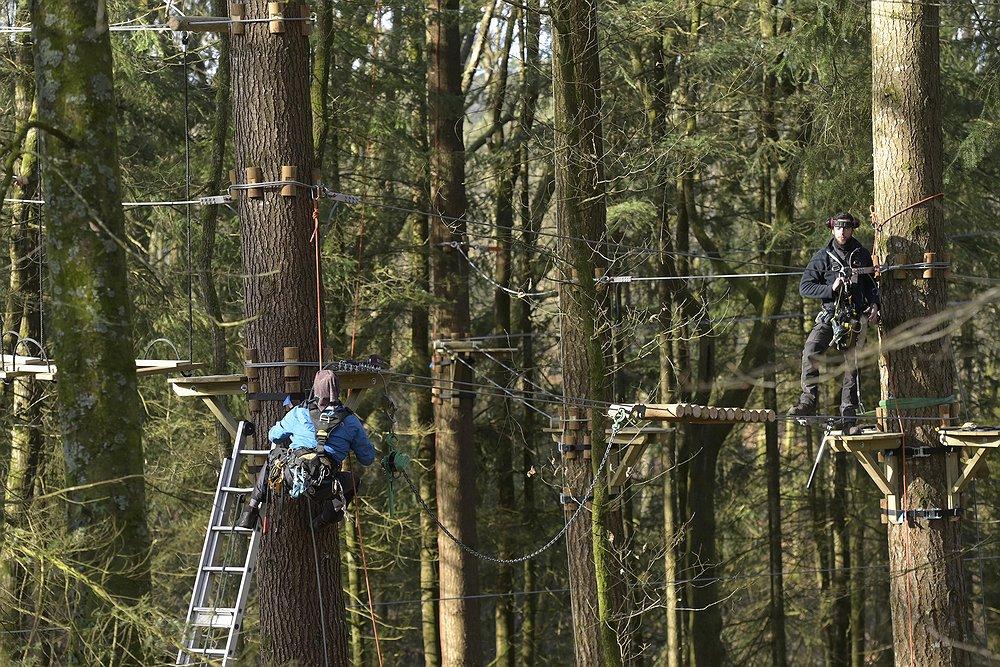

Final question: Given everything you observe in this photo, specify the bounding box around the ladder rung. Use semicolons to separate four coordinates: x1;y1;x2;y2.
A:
191;608;236;629
203;565;247;573
239;449;271;456
221;486;253;493
211;525;254;533
184;646;228;656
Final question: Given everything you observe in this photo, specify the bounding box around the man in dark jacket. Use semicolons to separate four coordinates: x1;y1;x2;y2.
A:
787;212;880;421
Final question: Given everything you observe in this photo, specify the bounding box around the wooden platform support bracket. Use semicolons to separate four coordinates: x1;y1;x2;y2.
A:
245;348;261;414
826;428;904;523
280;166;298;197
939;426;1000;515
268;2;285;33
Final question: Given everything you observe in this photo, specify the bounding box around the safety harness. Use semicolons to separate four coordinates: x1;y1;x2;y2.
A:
825;248;862;351
267;403;354;500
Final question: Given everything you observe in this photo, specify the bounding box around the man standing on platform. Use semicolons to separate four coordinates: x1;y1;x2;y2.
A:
787;212;880;425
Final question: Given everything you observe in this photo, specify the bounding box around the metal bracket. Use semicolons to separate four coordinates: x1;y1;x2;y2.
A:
884;445;949;459
559;492;593;505
883;507;962;523
557;442;592;455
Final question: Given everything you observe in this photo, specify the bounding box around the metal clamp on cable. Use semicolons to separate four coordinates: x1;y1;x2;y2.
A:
557;442;592;455
884;445;949;459
883;507;962;523
559;492;594;505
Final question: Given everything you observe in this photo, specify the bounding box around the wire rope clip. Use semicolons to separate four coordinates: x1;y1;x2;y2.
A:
199;195;232;206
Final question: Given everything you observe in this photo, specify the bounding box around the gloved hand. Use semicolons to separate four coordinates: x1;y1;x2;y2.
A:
867;304;880;325
832;276;846;292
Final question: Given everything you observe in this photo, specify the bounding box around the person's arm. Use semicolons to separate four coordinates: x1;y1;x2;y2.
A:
799;251;834;300
268;411;294;443
350;419;376;466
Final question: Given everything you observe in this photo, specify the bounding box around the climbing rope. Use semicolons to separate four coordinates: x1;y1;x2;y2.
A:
396;405;637;566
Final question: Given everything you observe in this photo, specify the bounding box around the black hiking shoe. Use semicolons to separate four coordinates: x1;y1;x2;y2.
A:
311;509;344;530
786;403;816;418
236;504;260;530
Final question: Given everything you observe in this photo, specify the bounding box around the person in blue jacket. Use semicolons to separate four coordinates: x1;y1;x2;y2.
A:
787;213;880;422
237;370;376;530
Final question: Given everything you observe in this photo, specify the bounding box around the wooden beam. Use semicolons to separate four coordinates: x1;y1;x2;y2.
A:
828;430;903;454
950;447;989;496
203;396;239;438
854;451;896;497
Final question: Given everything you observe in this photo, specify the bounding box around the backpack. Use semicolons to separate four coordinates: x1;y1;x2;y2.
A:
269;404;354;499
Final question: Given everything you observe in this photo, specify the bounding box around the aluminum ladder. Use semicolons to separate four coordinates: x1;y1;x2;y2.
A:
176;420;270;665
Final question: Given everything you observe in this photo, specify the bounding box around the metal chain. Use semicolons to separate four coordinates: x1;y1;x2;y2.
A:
399;406;636;566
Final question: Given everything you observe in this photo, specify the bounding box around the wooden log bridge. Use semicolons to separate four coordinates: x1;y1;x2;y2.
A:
607;402;776;424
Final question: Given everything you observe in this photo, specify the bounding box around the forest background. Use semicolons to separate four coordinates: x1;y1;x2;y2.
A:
1;0;999;665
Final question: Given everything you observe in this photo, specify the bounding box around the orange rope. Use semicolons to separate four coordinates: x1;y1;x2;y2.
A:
353;500;384;666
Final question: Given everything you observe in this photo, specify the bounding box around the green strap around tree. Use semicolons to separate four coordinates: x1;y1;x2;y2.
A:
860;395;955;416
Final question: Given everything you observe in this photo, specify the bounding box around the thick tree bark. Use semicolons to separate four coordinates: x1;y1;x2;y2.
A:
550;0;621;662
871;2;970;664
31;2;152;661
427;0;481;661
413;208;441;667
229;2;347;663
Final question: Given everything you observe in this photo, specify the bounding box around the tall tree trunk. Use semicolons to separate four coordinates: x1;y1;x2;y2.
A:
850;469;867;667
550;0;620;661
1;72;41;662
831;456;851;666
427;0;481;660
871;2;970;664
413;208;441;667
229;2;345;663
488;12;518;667
31;2;151;661
198;0;233;457
758;1;789;662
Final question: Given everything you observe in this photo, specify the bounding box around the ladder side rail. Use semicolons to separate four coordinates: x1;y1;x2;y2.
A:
176;421;250;664
222;527;263;664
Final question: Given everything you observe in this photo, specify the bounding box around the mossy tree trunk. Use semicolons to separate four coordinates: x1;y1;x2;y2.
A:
871;2;970;664
549;0;623;661
30;2;152;661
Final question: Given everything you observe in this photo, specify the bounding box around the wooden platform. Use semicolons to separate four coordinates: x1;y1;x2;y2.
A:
938;425;1000;513
166;369;382;437
827;428;903;454
608;403;775;424
1;355;204;381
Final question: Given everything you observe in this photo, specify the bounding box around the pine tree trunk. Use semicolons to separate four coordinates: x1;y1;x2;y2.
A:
427;0;481;661
412;208;441;667
831;456;851;666
229;2;347;662
1;71;41;662
31;2;151;660
871;2;970;664
550;0;620;661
